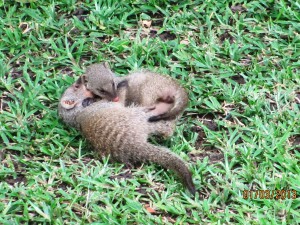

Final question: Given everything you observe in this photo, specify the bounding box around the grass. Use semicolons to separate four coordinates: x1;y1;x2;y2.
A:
0;0;299;224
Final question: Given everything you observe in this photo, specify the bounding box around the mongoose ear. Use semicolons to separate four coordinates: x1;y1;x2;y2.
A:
74;77;84;86
117;80;128;89
103;62;110;69
81;75;87;84
60;98;77;109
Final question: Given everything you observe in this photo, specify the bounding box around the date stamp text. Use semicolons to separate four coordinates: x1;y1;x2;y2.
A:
243;190;297;200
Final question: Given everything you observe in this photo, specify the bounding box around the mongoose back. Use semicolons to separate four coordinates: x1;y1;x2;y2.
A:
84;63;189;122
58;78;196;195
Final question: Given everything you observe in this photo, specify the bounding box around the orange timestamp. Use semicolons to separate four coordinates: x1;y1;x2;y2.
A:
243;190;297;200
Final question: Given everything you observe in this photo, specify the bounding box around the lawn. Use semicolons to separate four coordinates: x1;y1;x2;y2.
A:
0;0;299;224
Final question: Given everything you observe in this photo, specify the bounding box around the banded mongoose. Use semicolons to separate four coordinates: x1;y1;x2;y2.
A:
84;63;189;122
58;77;196;195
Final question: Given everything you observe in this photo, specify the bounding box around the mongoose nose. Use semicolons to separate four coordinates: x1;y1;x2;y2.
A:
112;97;119;102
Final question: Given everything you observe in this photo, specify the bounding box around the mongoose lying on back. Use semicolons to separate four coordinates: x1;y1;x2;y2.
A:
84;63;189;122
58;77;196;195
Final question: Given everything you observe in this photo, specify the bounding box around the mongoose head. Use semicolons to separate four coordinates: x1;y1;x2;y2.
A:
84;62;119;102
58;76;95;128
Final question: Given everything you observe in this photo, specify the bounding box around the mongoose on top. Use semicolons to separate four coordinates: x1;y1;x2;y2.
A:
83;63;189;122
58;77;196;195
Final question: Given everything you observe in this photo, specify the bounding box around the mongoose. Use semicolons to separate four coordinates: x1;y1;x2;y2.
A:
58;77;196;195
83;63;189;122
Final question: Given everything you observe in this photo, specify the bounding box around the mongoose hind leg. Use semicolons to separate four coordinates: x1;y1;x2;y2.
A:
144;92;174;121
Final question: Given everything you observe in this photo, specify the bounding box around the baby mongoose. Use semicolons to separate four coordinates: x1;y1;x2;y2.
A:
58;77;196;195
84;63;189;122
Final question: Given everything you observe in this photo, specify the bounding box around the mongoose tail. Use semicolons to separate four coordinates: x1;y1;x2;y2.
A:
129;142;196;195
148;87;189;122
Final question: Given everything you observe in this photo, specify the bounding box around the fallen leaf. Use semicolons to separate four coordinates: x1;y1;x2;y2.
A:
142;20;152;28
180;39;190;45
144;204;156;214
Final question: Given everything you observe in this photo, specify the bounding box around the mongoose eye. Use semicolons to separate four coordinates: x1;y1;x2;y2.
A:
97;88;107;94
